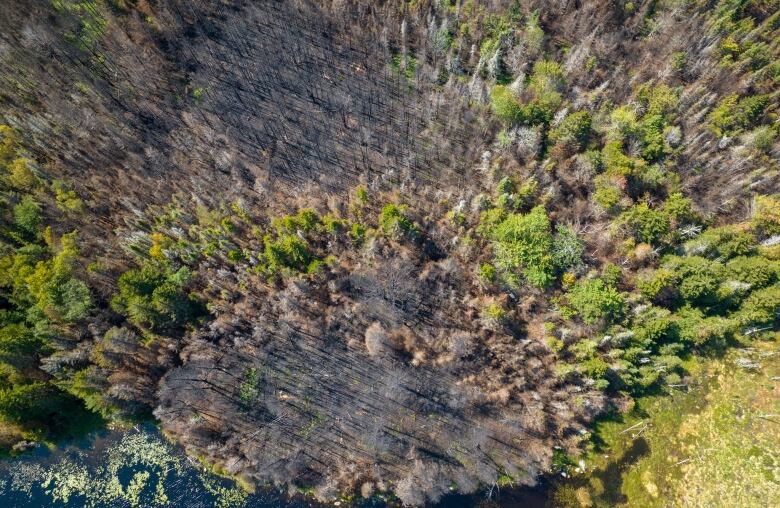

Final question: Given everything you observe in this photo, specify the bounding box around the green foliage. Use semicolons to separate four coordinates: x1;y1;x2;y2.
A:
350;222;366;244
112;261;205;334
13;196;41;238
726;255;777;288
552;224;585;274
239;367;260;410
0;382;75;426
52;180;84;213
670;51;687;73
618;202;671;244
489;61;566;126
478;263;496;284
271;208;321;234
550;110;592;149
752;195;780;236
593;176;623;213
666;255;725;307
7;158;40;191
736;283;780;327
566;278;625;325
528;60;566;96
675;307;735;348
607;106;638;141
263;233;313;274
481;302;506;323
490;85;524;124
488;205;557;288
708;93;769;136
684;225;756;259
379;204;418;239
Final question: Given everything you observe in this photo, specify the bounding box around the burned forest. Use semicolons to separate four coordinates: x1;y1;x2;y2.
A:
0;0;778;506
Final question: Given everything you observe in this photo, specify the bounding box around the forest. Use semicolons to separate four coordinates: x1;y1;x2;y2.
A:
0;0;778;506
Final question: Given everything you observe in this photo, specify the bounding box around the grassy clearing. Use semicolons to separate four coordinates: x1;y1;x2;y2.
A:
555;335;779;507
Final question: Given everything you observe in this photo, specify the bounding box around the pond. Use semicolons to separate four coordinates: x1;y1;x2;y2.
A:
0;425;554;508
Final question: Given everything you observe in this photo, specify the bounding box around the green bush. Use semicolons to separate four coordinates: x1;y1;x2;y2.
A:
528;60;566;96
607;106;638;141
743;41;770;70
489;206;557;288
112;262;205;333
593;177;623;213
736;283;780;327
619;202;671;244
264;233;314;273
550;111;591;149
271;208;320;234
638;268;677;303
551;224;584;274
663;192;696;225
602;140;637;176
633;306;677;346
567;278;625;325
490;85;524;124
684;225;755;259
709;93;769;136
379;204;418;239
726;256;777;288
665;255;725;307
13;196;41;238
675;307;735;347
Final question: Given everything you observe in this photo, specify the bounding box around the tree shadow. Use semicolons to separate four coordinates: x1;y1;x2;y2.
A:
591;436;651;505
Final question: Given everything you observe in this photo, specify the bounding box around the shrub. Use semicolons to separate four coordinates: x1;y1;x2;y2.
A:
478;263;496;284
670;51;686;73
593;177;623;213
638;268;677;303
271;208;321;234
0;382;75;426
607;106;638;140
634;306;677;346
112;262;205;333
528;60;566;95
489;206;556;288
675;307;735;347
23;233;91;323
264;233;314;273
7;158;40;190
0;125;18;165
665;256;724;307
726;256;777;288
619;202;671;244
684;225;755;259
602;140;637;176
550;111;591;149
743;41;770;70
13;196;41;237
490;85;524;124
52;181;84;213
482;302;506;324
736;283;780;327
567;278;625;325
350;222;366;243
379;204;418;238
709;93;769;136
552;224;584;274
239;367;260;409
752;195;780;237
636;83;679;117
663;192;696;225
747;125;776;152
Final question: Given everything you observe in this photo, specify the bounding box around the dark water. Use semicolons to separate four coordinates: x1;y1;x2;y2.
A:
0;426;552;508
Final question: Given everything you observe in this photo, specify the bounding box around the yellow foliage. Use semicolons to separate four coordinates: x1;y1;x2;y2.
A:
7;158;40;190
